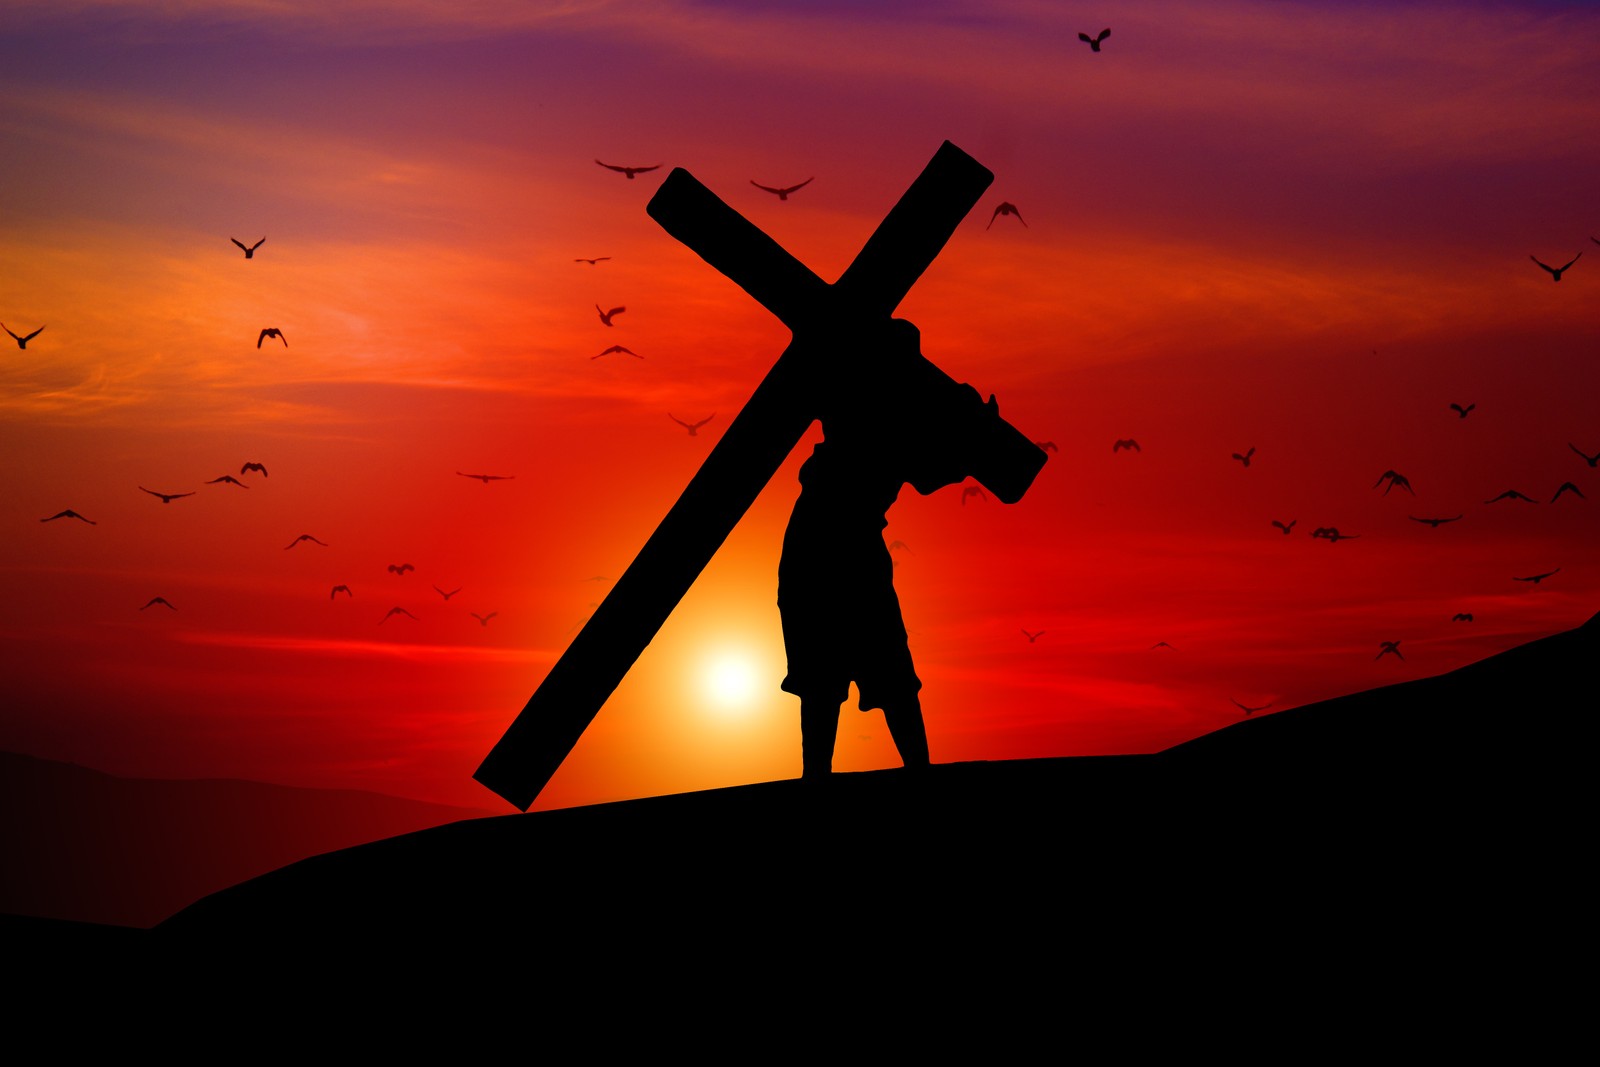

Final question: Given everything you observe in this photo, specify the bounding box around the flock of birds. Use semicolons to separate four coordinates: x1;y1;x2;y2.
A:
976;116;1591;714
42;453;512;628
30;239;522;630
966;371;1578;717
1005;427;1582;713
1067;410;1590;711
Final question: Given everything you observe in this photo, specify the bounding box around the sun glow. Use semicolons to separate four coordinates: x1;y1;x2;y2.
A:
702;650;761;714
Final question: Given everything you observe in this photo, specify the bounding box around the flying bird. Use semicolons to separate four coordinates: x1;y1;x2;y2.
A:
1231;699;1271;715
257;328;287;348
1272;519;1297;535
140;486;194;504
1530;253;1580;281
751;177;813;200
1569;443;1599;468
434;586;461;600
1449;403;1475;419
1112;439;1140;453
1373;470;1415;496
457;471;514;483
1376;641;1404;661
987;202;1026;229
1484;489;1536;504
961;486;989;506
206;475;248;488
387;563;414;575
1310;526;1359;542
1452;613;1473;622
1231;447;1255;468
1151;642;1176;650
141;597;176;611
41;509;96;524
471;611;498;626
595;160;660;180
231;237;265;259
331;585;352;599
574;257;611;265
284;534;328;549
888;540;910;553
241;461;269;477
593;345;641;359
669;413;715;436
1035;441;1059;454
380;607;417;624
1409;514;1462;528
596;304;625;327
1079;28;1111;51
1513;568;1560;584
1021;629;1045;643
1552;481;1584;502
2;323;45;349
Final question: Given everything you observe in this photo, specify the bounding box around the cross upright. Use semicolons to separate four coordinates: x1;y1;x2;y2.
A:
475;141;1045;810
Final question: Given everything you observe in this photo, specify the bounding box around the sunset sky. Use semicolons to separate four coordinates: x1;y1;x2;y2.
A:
2;0;1596;813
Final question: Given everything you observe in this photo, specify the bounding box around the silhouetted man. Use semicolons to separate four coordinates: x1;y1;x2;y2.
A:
778;320;968;778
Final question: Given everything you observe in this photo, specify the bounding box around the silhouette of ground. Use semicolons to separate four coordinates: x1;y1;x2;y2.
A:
5;612;1589;999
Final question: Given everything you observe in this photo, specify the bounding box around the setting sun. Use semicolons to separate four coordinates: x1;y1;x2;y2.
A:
701;650;761;713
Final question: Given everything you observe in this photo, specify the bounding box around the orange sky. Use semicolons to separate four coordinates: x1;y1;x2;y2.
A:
2;1;1597;811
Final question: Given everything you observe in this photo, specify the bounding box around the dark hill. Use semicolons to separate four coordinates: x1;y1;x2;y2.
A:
1163;610;1595;776
150;612;1594;966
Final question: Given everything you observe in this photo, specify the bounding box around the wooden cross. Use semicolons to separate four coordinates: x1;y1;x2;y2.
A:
475;141;1044;810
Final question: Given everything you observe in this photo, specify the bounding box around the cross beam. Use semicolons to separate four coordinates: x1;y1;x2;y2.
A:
476;142;1033;810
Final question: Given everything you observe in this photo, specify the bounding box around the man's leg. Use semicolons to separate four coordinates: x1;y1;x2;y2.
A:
800;699;841;779
882;695;930;769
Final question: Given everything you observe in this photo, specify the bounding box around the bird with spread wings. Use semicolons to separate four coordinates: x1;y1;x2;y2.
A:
987;202;1026;229
595;160;660;180
751;177;813;200
3;323;44;349
669;413;716;436
140;487;194;504
1530;253;1580;281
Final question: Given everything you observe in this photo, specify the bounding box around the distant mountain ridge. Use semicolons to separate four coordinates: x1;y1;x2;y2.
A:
0;753;497;928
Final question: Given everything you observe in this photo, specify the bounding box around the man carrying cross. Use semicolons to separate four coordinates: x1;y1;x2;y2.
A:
778;317;966;777
475;142;1043;811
